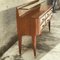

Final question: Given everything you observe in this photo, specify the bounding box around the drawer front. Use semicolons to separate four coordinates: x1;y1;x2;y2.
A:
45;9;52;18
39;15;46;24
45;13;52;24
40;21;46;30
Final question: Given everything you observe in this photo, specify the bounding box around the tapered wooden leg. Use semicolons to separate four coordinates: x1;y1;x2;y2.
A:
32;35;36;57
18;35;22;56
48;21;51;32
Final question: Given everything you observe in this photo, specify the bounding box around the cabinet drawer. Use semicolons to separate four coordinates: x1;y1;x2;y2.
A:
47;9;52;16
40;21;46;30
45;9;52;18
39;15;46;24
45;13;52;23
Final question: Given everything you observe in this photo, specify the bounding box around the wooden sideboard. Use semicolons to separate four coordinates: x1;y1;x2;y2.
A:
16;1;53;57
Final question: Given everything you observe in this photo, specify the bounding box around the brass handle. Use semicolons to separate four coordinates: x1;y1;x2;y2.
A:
42;18;45;21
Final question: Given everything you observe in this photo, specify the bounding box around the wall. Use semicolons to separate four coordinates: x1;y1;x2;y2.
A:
0;0;34;12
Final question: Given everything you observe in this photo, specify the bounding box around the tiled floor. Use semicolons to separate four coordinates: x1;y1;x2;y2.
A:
40;43;60;60
1;10;60;60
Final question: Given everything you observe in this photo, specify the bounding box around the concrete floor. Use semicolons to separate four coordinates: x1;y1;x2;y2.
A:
0;10;60;60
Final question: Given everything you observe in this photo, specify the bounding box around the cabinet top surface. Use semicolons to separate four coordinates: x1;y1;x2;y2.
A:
32;5;52;18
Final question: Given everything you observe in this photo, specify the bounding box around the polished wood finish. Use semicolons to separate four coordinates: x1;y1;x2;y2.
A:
16;2;53;57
